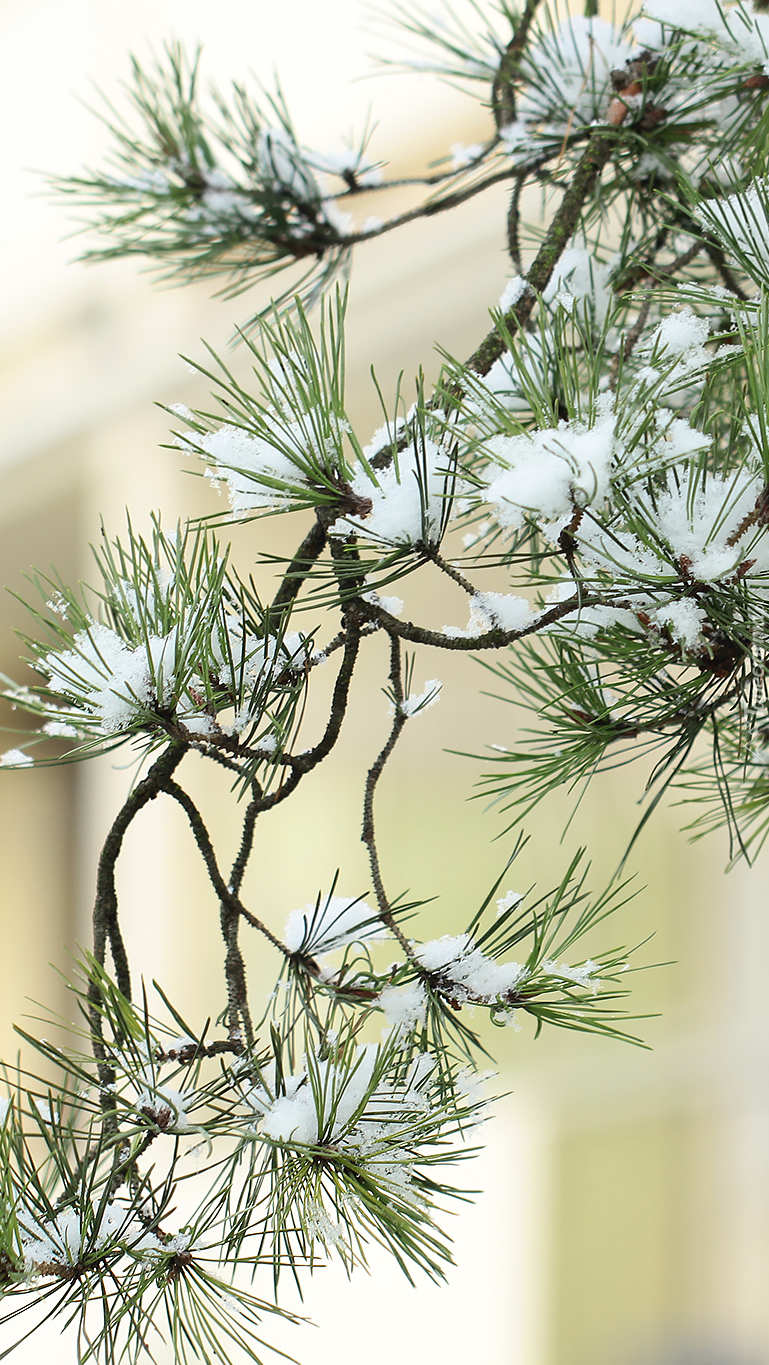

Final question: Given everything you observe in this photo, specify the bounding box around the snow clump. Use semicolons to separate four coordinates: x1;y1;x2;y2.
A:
398;680;442;717
377;982;428;1030
246;1046;435;1152
329;439;454;547
43;622;177;734
0;748;32;767
283;895;384;956
698;180;769;285
504;16;637;151
480;407;616;530
415;933;526;1002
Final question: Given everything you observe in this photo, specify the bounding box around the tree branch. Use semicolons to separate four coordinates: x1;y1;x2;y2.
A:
356;587;618;650
88;740;186;1130
159;778;291;1045
91;742;187;1004
491;0;545;131
361;636;414;957
270;516;327;613
466;129;618;376
426;547;479;597
505;174;525;272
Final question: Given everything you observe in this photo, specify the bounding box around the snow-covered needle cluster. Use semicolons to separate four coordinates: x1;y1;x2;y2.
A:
6;0;769;1359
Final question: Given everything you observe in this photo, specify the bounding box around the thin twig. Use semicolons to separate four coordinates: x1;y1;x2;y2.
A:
88;741;186;1129
159;779;291;1046
279;613;362;778
361;636;415;958
356;586;618;650
426;547;479;596
91;742;186;1003
337;137;591;253
229;785;262;897
158;778;289;954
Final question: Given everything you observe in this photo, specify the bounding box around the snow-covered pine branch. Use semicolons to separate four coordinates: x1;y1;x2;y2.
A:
6;0;769;1359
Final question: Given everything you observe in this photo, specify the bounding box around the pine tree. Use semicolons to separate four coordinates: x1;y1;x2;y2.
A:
3;0;769;1358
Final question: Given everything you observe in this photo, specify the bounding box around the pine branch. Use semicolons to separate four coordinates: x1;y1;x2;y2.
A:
466;128;618;375
361;636;414;957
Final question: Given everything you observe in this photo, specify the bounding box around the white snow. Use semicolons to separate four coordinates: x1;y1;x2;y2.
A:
135;1084;196;1134
652;465;764;582
481;408;616;530
260;1084;319;1145
541;958;600;991
642;0;769;76
378;982;428;1029
283;894;384;955
543;248;613;326
643;0;724;31
213;615;306;696
398;680;442;717
257;125;320;200
321;198;355;237
473;593;537;632
194;424;313;514
476;334;553;414
363;588;404;616
43;621;176;733
499;276;528;311
650;307;710;358
513;16;637;144
252;1042;434;1154
654;598;707;647
450;141;485;169
443;593;536;639
0;748;31;767
698;180;769;284
454;1067;496;1113
328;438;453;547
42;719;79;738
304;1202;345;1246
309;146;382;187
415;934;526;1002
496;889;523;916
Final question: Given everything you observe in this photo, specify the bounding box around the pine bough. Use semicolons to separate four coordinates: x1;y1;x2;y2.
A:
3;0;769;1358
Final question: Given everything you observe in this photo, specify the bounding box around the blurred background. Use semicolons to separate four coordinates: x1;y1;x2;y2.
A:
2;2;769;1362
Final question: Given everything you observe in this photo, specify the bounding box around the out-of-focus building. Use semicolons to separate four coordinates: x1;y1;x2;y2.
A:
2;5;769;1364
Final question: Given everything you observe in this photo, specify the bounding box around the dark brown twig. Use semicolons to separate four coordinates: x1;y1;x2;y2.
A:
159;778;292;1045
361;636;416;958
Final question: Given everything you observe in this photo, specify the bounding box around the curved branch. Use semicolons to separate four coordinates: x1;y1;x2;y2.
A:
270;516;327;613
159;778;289;957
88;740;186;1129
91;742;186;1003
361;636;414;958
356;588;610;650
280;613;362;778
159;777;293;1046
426;547;479;597
336;138;591;252
229;786;263;897
505;174;525;272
